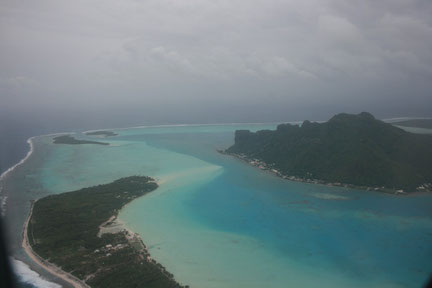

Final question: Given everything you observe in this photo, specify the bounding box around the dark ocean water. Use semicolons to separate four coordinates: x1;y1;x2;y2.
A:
0;126;36;176
0;112;176;288
0;109;150;175
0;123;51;287
0;115;90;288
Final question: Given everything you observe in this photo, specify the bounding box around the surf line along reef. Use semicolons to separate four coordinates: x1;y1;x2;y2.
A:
23;176;188;288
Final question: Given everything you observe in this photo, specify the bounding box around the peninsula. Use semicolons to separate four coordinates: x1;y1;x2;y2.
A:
25;176;186;288
53;135;109;145
225;112;432;193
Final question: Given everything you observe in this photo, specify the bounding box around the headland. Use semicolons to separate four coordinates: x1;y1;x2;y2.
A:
224;112;432;194
24;176;186;288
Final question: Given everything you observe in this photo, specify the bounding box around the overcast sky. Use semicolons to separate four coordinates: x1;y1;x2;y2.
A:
1;0;432;125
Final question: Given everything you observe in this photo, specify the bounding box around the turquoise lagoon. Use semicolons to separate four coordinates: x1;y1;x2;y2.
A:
5;124;432;288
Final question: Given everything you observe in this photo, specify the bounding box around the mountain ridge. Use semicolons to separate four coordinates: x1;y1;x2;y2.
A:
226;112;432;192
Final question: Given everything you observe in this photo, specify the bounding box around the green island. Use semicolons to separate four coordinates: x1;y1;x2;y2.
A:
225;112;432;193
84;131;118;137
53;135;109;145
27;176;186;288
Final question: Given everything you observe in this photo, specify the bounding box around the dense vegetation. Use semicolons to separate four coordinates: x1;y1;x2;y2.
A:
28;176;185;288
85;131;118;137
227;112;432;191
53;135;109;145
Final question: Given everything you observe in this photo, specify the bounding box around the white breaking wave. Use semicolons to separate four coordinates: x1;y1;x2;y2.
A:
81;121;285;134
11;258;62;288
0;137;35;182
0;137;34;216
382;117;432;123
0;195;8;217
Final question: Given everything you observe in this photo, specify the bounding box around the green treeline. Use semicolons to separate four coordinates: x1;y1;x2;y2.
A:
84;131;118;137
29;176;185;288
227;112;432;191
53;135;109;145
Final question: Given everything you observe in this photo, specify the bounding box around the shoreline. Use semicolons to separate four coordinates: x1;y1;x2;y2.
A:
0;137;34;216
0;137;34;182
3;119;430;287
104;180;182;282
3;118;427;187
2;116;429;181
23;179;183;288
0;132;175;288
22;200;90;288
81;122;284;134
221;150;431;196
98;215;162;272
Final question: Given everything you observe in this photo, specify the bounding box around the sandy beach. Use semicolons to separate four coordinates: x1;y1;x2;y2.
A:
22;200;90;288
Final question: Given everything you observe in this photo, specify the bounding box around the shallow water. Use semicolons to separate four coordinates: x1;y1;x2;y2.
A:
3;124;432;288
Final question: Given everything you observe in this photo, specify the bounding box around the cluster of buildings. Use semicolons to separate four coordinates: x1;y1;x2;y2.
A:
231;152;329;185
226;151;429;194
94;242;128;257
417;183;432;192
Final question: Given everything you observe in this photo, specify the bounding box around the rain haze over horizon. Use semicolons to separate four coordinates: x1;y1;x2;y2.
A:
1;0;432;129
1;2;432;288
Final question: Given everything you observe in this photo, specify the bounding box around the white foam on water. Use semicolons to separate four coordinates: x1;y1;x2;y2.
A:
11;258;62;288
0;137;34;182
0;137;35;216
0;195;8;217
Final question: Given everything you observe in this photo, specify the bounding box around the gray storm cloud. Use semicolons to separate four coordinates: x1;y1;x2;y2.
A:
1;0;431;124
